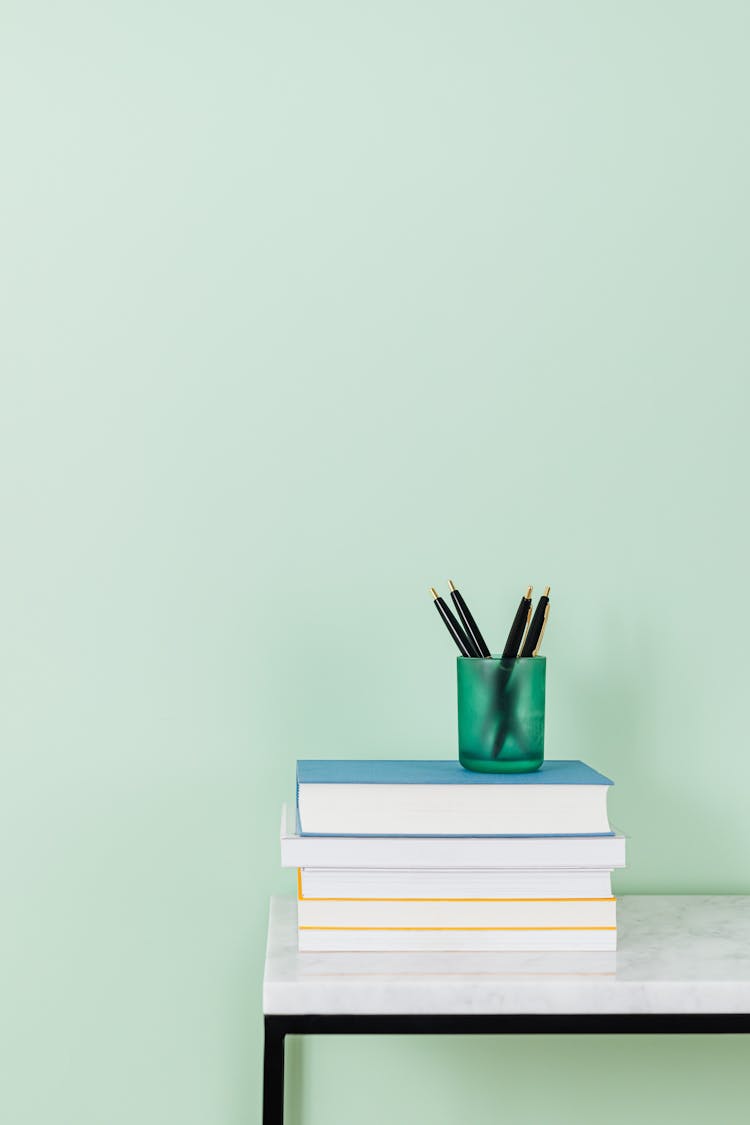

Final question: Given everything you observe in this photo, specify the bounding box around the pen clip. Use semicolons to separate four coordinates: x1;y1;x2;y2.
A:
517;604;533;656
532;604;550;656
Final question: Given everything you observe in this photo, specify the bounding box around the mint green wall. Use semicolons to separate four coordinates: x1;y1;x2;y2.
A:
3;3;749;1123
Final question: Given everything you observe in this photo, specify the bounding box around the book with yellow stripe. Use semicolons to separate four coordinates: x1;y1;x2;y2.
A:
296;877;620;949
297;866;615;899
298;897;616;929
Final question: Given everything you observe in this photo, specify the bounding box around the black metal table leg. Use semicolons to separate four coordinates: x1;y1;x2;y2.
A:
263;1017;286;1125
261;1011;750;1121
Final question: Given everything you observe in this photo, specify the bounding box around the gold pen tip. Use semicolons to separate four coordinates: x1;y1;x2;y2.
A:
429;586;439;600
544;586;550;597
525;585;533;599
448;580;456;592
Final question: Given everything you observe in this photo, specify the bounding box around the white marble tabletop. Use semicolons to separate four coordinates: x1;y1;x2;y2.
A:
263;895;750;1015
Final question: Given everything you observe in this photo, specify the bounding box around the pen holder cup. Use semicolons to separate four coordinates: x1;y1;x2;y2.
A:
457;657;545;773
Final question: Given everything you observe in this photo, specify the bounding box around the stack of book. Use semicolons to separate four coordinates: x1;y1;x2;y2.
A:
281;759;625;952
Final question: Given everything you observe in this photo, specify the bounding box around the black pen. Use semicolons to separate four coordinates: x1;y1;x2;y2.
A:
448;580;491;658
430;588;480;657
519;587;551;657
501;585;533;657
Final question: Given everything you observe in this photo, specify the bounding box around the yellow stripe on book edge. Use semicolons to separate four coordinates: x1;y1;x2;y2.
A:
294;868;616;904
300;895;616;903
298;925;617;932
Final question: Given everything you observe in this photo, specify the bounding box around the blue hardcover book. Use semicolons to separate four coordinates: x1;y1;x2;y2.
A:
296;759;613;837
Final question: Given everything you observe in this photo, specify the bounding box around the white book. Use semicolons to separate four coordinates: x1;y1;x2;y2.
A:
296;760;613;837
298;897;617;928
298;866;614;899
281;806;627;869
298;928;617;952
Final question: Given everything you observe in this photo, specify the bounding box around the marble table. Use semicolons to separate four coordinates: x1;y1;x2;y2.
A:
262;895;750;1125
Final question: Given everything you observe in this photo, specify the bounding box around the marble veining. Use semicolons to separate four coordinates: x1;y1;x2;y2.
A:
263;895;750;1015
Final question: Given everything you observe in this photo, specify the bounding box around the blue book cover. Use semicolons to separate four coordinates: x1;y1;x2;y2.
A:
296;759;613;788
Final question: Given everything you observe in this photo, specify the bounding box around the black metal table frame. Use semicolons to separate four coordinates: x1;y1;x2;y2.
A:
262;1012;750;1125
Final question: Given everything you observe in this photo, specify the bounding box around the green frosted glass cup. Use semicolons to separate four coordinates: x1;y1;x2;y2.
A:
457;657;546;773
